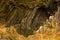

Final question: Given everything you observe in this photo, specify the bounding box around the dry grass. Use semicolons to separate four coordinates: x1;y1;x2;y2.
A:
0;17;60;40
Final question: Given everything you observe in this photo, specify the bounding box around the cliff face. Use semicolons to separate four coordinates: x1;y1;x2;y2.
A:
0;0;60;37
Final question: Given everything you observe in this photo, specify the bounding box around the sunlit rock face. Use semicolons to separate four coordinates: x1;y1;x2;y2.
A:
52;7;60;27
0;0;60;37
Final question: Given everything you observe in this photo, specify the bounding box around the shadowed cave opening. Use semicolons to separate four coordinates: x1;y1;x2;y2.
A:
15;6;53;37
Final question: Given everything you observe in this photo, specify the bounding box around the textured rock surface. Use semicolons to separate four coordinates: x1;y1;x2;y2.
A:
0;0;60;37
